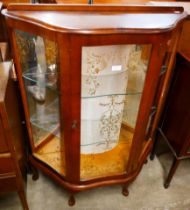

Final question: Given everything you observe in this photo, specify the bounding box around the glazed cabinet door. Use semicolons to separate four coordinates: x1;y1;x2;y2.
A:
80;44;151;180
66;34;167;182
13;30;66;176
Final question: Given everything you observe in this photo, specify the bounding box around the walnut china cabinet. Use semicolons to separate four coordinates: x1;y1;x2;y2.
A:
2;4;187;205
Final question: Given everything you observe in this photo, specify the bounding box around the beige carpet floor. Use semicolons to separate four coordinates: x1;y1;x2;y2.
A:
0;153;190;210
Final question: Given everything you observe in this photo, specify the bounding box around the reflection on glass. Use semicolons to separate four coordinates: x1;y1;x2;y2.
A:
15;30;65;176
80;44;151;180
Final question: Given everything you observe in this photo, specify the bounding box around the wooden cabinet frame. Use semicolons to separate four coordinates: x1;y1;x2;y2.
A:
2;4;187;205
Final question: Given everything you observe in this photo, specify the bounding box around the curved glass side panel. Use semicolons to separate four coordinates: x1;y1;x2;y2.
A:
80;44;151;180
15;30;65;176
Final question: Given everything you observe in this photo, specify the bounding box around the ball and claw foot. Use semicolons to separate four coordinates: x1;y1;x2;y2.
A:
122;187;129;197
68;195;75;206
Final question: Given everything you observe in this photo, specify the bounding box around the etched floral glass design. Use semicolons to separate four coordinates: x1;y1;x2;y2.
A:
15;30;65;176
80;44;151;180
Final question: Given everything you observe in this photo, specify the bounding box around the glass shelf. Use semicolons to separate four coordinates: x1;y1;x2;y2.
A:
82;92;142;99
30;99;60;138
22;65;58;91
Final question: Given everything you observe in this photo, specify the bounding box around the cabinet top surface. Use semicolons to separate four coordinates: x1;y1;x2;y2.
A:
2;4;187;34
0;62;11;102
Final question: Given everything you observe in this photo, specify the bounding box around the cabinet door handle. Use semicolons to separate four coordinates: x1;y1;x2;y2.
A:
160;65;167;76
71;120;77;129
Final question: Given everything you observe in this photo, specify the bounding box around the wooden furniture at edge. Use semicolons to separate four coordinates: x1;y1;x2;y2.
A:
0;62;28;210
0;2;9;62
0;0;30;61
0;0;29;7
2;4;187;206
150;1;190;188
0;2;7;43
151;52;190;188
